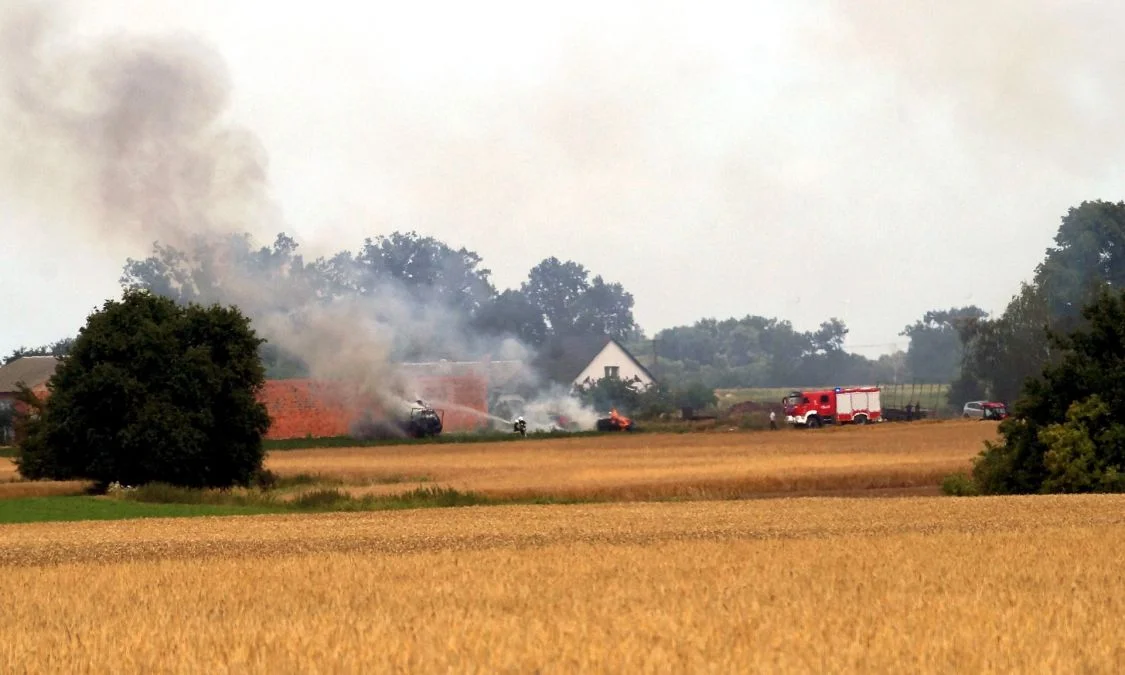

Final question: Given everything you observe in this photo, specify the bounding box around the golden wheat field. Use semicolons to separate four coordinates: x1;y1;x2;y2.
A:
0;420;995;501
2;495;1124;672
266;420;997;500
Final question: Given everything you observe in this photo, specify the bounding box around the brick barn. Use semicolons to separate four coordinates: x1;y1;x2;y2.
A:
0;356;60;444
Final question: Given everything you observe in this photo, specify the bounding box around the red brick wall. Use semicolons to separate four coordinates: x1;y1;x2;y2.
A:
258;375;489;439
404;375;490;434
257;380;370;440
5;378;490;441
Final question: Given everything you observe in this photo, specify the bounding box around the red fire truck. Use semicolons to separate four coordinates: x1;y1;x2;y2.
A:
783;386;882;428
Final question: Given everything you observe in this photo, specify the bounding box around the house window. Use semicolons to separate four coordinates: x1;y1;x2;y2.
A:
605;366;620;379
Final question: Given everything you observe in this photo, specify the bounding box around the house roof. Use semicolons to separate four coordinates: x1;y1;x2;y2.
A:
0;356;61;393
532;335;655;386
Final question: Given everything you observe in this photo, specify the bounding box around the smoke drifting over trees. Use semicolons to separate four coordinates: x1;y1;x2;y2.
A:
0;2;581;410
0;1;274;249
6;0;1124;403
0;0;411;407
0;0;941;393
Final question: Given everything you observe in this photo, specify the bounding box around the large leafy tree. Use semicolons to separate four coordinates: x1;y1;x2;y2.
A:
901;306;987;383
471;289;549;346
952;283;1058;405
972;287;1125;494
15;290;271;488
953;201;1125;406
522;257;593;335
1034;200;1125;321
521;257;637;340
810;318;848;354
573;276;637;340
122;232;327;308
355;231;496;314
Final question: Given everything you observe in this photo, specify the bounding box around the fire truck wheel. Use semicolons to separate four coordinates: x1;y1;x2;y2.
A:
806;416;821;429
854;415;868;425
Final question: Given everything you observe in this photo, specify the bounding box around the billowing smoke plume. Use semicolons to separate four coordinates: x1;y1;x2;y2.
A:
5;1;1125;363
0;0;274;248
519;384;601;433
0;0;598;429
821;1;1125;174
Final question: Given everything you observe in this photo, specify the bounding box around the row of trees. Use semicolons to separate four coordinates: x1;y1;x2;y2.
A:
953;201;1125;404
9;228;971;388
941;200;1125;495
644;198;1125;397
5;309;979;392
645;308;988;390
104;231;643;378
648;316;890;388
119;231;640;348
21;206;1119;391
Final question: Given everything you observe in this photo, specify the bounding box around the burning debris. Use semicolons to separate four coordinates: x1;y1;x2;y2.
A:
595;409;636;432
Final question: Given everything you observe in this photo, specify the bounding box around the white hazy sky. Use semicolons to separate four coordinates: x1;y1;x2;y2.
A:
2;0;1123;358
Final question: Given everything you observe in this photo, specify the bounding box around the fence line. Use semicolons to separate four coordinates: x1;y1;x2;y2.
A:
875;381;952;418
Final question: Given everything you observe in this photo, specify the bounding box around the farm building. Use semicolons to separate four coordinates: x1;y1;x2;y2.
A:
532;335;656;391
0;356;60;404
0;356;61;443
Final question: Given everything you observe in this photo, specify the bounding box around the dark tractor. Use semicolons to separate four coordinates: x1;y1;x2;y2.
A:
401;406;444;438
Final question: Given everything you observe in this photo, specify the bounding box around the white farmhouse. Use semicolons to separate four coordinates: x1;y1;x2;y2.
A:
533;335;656;391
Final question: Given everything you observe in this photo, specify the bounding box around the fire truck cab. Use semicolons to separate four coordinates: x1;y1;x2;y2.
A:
783;386;882;428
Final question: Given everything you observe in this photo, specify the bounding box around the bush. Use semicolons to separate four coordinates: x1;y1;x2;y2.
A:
15;290;271;489
575;378;723;421
673;382;718;411
387;486;489;508
291;488;351;509
971;288;1125;494
573;376;646;415
941;473;980;496
1037;396;1125;492
251;468;281;490
126;482;208;504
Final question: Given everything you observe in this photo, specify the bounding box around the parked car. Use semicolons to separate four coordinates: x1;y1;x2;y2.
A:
963;400;1009;420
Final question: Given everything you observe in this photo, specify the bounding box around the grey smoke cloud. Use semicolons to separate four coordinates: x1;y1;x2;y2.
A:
4;0;1124;368
0;0;602;429
0;0;276;250
822;1;1125;176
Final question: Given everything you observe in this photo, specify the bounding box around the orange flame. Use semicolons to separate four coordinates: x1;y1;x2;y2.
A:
609;408;631;428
